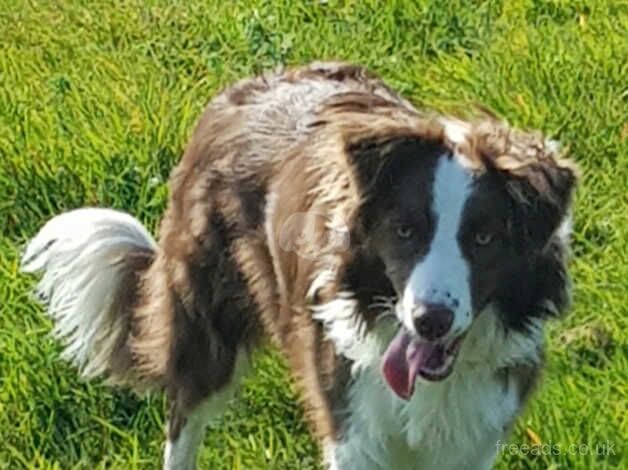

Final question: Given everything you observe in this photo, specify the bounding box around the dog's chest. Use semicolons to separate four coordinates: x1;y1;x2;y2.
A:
332;366;519;470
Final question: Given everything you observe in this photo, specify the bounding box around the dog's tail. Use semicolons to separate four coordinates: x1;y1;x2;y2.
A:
21;208;157;387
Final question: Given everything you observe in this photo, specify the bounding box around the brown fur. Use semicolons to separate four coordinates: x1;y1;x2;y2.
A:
72;62;576;452
128;63;437;419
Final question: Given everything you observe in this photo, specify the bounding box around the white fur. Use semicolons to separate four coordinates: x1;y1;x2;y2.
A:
312;293;397;374
316;298;542;470
322;438;340;470
439;118;471;146
401;155;474;337
21;208;156;378
544;138;561;155
313;293;380;370
164;350;250;470
555;214;573;247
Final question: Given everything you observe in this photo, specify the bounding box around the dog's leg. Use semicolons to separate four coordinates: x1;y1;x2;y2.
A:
164;396;227;470
322;439;340;470
163;350;250;470
164;401;210;470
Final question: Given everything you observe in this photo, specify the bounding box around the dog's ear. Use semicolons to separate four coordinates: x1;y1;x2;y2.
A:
496;140;578;253
468;121;578;253
346;135;446;200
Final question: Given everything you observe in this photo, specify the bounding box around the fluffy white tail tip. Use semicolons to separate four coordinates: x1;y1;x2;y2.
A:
21;208;156;378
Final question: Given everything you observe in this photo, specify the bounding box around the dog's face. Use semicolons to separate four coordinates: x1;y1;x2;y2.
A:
355;135;576;399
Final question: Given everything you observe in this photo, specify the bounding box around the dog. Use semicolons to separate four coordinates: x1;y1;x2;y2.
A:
21;62;577;469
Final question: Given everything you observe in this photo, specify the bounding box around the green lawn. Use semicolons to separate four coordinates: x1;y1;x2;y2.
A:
1;0;626;468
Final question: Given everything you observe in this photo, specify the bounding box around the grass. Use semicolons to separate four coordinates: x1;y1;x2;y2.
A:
0;0;626;468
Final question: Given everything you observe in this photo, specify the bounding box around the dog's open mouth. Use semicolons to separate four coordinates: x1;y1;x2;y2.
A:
381;329;465;400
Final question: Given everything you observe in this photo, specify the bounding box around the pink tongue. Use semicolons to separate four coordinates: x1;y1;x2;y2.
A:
381;330;446;400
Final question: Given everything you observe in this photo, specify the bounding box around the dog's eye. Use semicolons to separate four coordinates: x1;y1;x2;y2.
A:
474;232;493;246
396;225;414;239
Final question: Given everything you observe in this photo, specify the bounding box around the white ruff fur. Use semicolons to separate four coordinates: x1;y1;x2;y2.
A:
21;208;156;378
315;298;543;470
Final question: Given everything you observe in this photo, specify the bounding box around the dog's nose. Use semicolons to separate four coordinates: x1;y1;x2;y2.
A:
413;304;454;341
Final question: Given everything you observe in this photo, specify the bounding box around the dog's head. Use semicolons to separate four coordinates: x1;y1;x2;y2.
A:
269;107;577;400
347;119;577;399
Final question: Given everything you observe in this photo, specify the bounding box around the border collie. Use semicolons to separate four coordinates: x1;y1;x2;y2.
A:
21;62;577;469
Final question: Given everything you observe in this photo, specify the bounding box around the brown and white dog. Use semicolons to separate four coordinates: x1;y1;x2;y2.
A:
22;62;577;469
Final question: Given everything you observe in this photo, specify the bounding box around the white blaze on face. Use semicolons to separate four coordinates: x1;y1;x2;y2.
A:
401;155;474;337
